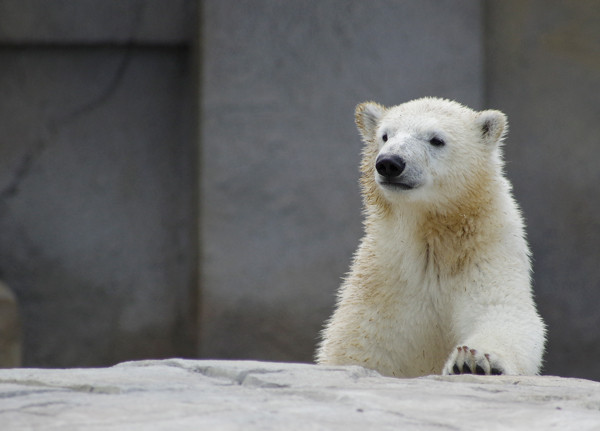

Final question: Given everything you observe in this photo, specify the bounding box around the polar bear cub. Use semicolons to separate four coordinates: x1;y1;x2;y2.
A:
316;97;545;377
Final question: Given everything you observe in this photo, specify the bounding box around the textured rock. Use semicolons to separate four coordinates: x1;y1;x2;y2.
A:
1;360;599;430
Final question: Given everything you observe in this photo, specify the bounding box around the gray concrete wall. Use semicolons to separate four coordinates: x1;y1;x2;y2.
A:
2;0;599;381
199;0;484;362
0;1;198;367
485;0;600;379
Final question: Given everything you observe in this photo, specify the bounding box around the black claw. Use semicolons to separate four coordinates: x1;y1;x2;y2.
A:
490;367;503;375
452;364;460;374
475;364;485;375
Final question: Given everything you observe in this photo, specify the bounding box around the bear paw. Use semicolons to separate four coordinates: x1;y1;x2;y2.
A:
442;345;504;376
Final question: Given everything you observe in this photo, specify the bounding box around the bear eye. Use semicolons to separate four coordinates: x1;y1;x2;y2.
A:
429;137;445;147
382;133;388;142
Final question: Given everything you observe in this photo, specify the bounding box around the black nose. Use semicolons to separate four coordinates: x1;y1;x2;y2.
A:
375;155;406;178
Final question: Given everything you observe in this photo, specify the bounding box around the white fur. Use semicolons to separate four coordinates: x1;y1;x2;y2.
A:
316;97;545;377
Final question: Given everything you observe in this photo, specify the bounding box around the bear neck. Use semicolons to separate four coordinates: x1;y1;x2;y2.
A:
419;188;496;276
366;170;503;276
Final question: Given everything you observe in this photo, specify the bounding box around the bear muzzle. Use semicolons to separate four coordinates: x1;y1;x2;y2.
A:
375;154;416;190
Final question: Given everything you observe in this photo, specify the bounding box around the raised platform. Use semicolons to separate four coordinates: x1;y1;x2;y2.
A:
1;359;599;430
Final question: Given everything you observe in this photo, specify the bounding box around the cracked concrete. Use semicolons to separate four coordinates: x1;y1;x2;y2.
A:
1;359;600;430
0;46;197;367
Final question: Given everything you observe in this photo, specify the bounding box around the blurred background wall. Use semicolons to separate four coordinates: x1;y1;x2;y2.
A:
0;0;198;366
199;0;483;363
0;0;598;380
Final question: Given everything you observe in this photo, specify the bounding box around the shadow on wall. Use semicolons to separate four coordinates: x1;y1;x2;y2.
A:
486;0;600;380
0;281;21;367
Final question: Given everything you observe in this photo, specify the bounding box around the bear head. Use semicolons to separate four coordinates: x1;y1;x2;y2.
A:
355;97;508;214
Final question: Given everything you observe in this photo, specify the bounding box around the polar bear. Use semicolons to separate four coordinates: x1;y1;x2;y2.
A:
316;97;546;377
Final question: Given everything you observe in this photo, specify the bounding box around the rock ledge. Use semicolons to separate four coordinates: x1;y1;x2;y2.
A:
1;359;599;430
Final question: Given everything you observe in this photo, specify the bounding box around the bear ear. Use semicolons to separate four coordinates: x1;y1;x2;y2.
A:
355;102;386;141
477;110;508;146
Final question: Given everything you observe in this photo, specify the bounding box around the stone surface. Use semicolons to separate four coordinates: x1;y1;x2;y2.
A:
486;1;600;379
199;0;483;363
1;359;600;430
